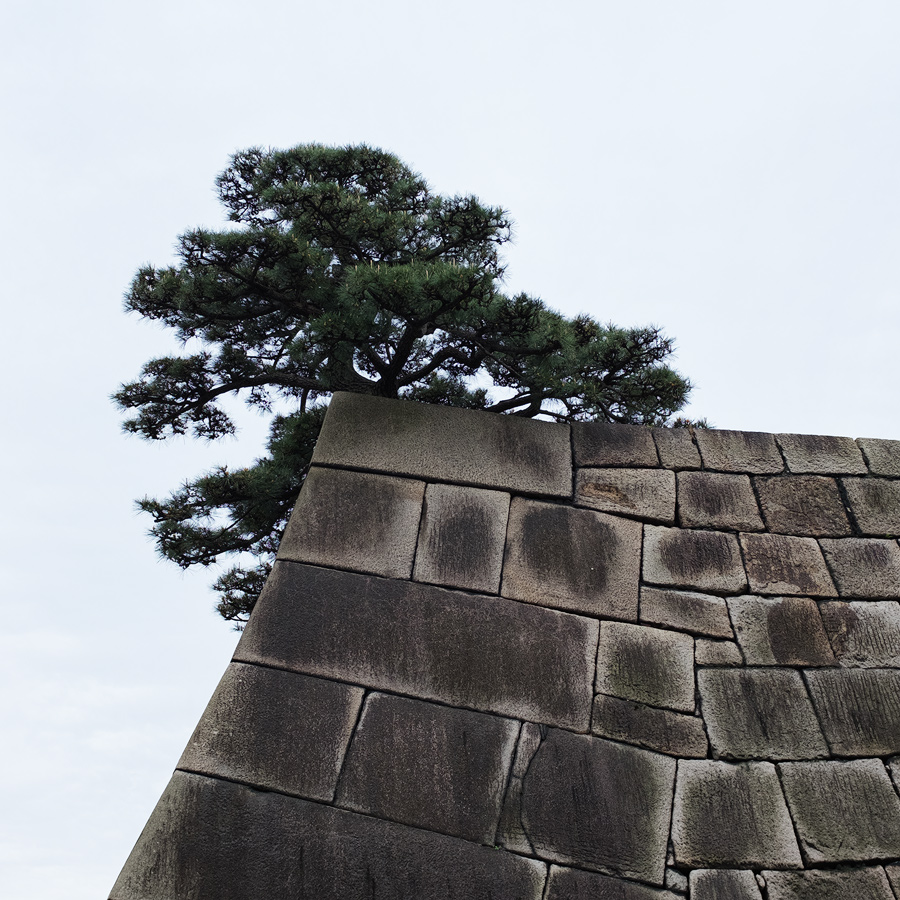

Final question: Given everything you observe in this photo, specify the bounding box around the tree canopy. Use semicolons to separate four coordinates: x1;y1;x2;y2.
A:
115;143;692;623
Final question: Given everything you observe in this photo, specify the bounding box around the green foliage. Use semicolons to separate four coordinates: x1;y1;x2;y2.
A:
115;143;692;624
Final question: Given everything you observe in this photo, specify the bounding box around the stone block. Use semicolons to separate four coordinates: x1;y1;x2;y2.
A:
592;694;708;757
727;596;834;666
518;730;676;884
502;498;641;619
775;432;867;474
779;759;900;863
740;533;835;596
698;669;828;760
805;669;900;755
177;663;363;802
412;484;509;593
671;760;802;869
643;526;747;594
573;421;659;467
695;639;743;665
858;436;900;476
690;870;763;900
545;865;682;900
843;477;900;535
575;468;675;523
311;391;572;497
236;563;598;731
888;865;900;897
496;723;544;855
820;601;900;667
595;621;695;713
754;475;851;537
111;771;547;900
764;867;894;900
335;693;517;844
278;467;424;579
818;538;900;598
653;426;702;469
694;429;784;474
676;472;764;531
640;586;734;638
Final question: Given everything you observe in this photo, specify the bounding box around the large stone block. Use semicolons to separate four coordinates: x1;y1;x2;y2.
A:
820;600;900;667
671;760;802;869
640;586;734;639
412;483;509;593
739;533;835;596
694;430;784;474
763;867;895;900
652;426;702;469
111;771;547;900
676;472;763;531
775;432;867;475
754;475;851;537
575;468;675;523
592;694;708;758
335;693;517;844
545;865;682;900
311;392;572;497
236;563;597;731
278;467;424;578
689;870;763;900
858;437;900;476
819;537;900;598
573;421;659;467
698;669;828;760
502;498;642;619
643;526;746;594
177;663;363;802
779;759;900;863
843;477;900;535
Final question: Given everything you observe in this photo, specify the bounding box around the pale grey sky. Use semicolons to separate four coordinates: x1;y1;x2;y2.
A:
3;2;900;897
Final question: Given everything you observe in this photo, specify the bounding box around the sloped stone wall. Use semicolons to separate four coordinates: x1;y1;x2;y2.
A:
111;394;900;900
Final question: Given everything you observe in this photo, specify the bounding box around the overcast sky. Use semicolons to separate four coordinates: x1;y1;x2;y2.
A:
3;2;900;897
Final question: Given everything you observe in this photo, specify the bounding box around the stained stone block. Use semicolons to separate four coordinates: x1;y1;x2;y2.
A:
496;723;544;855
689;870;763;900
592;694;708;757
278;467;424;579
573;421;659;467
775;432;867;475
177;663;363;802
676;472;764;531
575;468;675;523
844;477;900;535
546;866;683;900
335;693;517;844
778;759;900;863
740;533;835;596
819;538;900;598
653;426;702;469
698;669;828;760
502;498;642;619
643;526;747;593
412;484;509;593
695;639;743;665
820;601;900;667
805;669;900;755
727;596;834;666
237;563;598;731
640;586;734;638
694;429;784;475
671;760;802;869
595;621;695;713
754;475;851;537
764;867;895;900
858;437;900;477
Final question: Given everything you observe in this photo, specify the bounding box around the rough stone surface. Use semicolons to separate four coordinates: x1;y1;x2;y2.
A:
592;694;708;757
819;537;900;598
779;759;900;863
764;867;895;900
311;391;572;497
676;472;764;531
671;760;802;869
643;526;747;593
820;601;900;667
740;533;836;596
496;723;544;855
754;475;851;537
573;421;659;467
695;639;743;665
698;669;828;760
887;865;900;897
546;865;682;899
595;621;695;713
843;478;900;535
502;498;642;619
694;429;784;474
575;468;675;523
236;562;598;731
653;426;702;469
412;483;509;593
335;693;517;844
858;437;900;477
278;467;424;579
640;586;734;638
775;432;867;475
689;870;763;900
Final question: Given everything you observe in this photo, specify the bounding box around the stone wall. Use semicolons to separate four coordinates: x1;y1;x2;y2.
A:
111;394;900;900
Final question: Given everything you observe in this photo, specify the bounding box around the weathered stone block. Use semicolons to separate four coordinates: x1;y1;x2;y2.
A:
575;468;675;523
858;436;900;477
727;596;834;666
412;483;509;593
820;600;900;667
496;722;544;855
698;669;828;760
671;760;802;869
775;432;867;475
677;472;764;531
843;477;900;535
640;586;734;638
779;759;900;863
177;663;363;802
595;621;695;713
690;870;763;900
652;426;701;469
592;694;708;757
740;533;835;596
278;467;424;579
694;429;784;474
643;526;747;593
311;391;572;497
546;865;682;900
502;498;641;619
695;639;743;665
335;693;517;844
573;421;659;467
887;865;900;897
237;563;598;731
764;867;895;900
819;537;900;598
754;475;851;537
111;771;547;900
